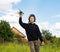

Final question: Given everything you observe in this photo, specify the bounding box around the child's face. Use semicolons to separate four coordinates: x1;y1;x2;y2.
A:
29;16;35;23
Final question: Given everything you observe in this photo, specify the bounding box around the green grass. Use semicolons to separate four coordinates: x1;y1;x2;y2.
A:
40;44;60;52
0;43;60;52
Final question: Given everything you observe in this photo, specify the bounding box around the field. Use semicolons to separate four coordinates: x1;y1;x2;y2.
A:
0;43;60;52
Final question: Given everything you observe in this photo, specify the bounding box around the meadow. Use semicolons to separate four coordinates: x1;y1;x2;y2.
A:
0;43;60;52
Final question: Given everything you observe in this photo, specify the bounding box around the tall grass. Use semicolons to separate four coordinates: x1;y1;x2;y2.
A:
0;43;30;52
40;44;60;52
0;43;60;52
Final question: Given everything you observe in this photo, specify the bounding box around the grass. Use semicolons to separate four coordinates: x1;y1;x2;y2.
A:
0;43;30;52
40;44;60;52
0;43;60;52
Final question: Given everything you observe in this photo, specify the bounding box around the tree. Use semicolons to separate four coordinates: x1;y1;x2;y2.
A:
0;20;14;42
42;29;52;43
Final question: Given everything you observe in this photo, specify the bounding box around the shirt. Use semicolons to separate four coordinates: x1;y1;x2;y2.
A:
19;17;43;42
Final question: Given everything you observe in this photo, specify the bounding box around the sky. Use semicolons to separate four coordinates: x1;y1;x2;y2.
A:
0;0;60;37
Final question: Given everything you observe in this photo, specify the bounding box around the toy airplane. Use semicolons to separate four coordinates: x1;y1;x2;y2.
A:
19;10;24;15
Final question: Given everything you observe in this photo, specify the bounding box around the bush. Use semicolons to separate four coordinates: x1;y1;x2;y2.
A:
0;20;14;42
42;29;52;43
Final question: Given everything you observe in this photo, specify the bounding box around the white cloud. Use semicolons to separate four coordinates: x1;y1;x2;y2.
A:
55;22;60;30
0;0;21;14
38;22;51;30
0;10;19;23
38;22;60;37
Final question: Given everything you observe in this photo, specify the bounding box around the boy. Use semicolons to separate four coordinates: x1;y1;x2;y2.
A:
19;13;44;52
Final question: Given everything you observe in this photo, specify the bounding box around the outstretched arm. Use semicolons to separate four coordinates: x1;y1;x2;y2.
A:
19;11;27;29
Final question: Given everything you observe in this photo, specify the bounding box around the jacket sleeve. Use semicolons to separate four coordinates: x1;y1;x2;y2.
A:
19;17;27;29
37;26;43;42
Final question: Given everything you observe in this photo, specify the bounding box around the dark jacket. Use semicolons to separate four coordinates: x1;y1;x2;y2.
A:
19;17;43;42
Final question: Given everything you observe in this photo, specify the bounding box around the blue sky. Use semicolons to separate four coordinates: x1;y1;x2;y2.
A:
0;0;60;37
12;0;60;23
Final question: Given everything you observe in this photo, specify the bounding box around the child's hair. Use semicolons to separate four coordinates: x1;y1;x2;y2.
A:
28;14;36;22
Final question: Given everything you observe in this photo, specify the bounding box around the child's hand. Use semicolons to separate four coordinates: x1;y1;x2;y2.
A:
18;12;23;17
41;41;45;46
18;10;24;17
